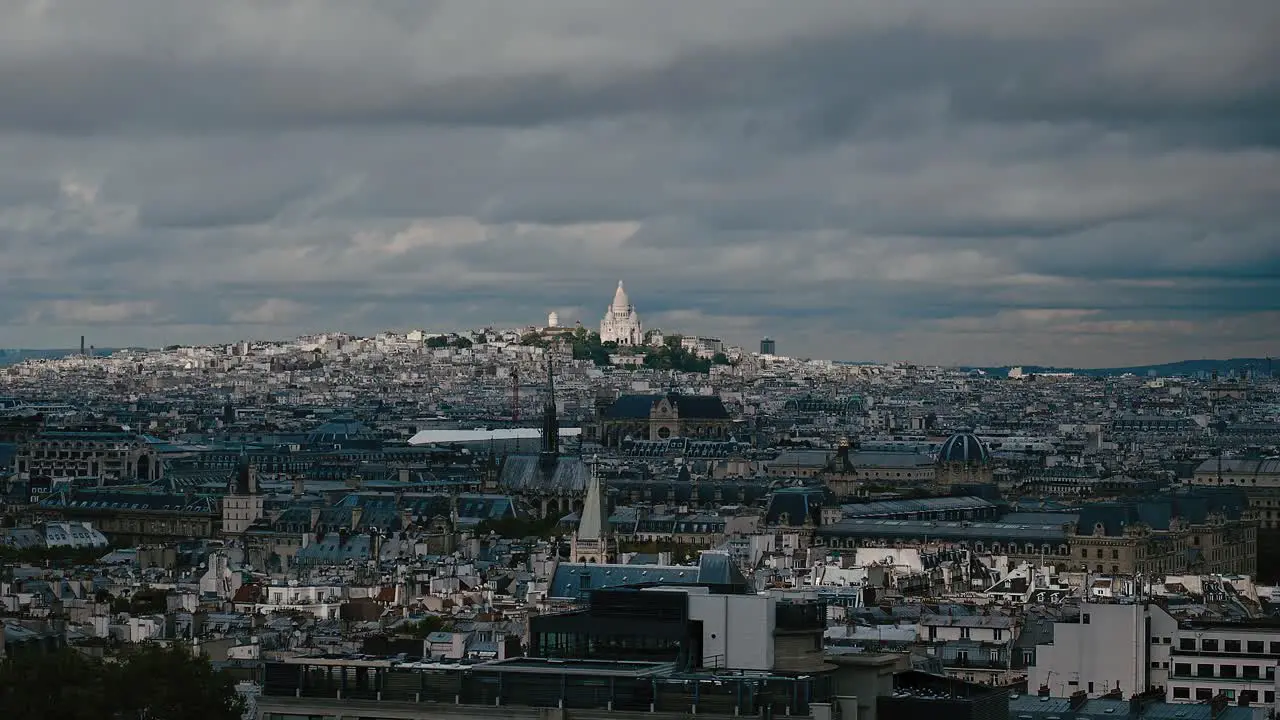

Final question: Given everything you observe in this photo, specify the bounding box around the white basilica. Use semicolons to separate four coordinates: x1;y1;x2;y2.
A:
599;280;644;345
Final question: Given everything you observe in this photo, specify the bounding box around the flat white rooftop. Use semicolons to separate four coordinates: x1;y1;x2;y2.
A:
408;427;582;445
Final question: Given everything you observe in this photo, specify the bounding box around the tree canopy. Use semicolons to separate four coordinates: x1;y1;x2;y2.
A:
0;644;246;720
642;336;711;373
568;327;612;366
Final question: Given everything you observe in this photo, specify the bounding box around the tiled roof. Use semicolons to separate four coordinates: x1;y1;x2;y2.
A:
497;455;589;493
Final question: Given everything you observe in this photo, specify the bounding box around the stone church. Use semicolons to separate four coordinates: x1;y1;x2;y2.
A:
587;392;733;448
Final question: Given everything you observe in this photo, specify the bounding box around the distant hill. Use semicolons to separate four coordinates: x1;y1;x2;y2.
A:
967;357;1275;378
0;348;123;366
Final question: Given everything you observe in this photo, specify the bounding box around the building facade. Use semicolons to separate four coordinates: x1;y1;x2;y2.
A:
1029;602;1178;699
16;427;162;483
1191;457;1280;530
1067;489;1257;577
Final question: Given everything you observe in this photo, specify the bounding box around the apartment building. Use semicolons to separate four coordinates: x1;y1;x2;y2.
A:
1031;603;1280;710
1167;621;1280;706
1029;602;1178;699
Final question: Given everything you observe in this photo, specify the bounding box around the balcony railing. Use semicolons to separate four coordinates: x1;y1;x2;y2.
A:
943;657;1008;670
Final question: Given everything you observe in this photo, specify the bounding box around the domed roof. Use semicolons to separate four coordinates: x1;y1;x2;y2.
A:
611;280;631;309
937;432;991;465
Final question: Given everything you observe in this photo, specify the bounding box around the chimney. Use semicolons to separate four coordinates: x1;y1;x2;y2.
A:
310;507;322;530
1069;690;1088;711
292;476;304;499
1210;694;1229;719
398;467;410;483
351;506;364;531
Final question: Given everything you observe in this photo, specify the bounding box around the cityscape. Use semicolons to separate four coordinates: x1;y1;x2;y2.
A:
3;278;1279;720
3;4;1280;720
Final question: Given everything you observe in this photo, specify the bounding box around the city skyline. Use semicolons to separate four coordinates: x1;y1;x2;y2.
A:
2;2;1279;366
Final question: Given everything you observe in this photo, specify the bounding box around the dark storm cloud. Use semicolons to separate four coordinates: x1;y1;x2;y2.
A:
0;1;1278;365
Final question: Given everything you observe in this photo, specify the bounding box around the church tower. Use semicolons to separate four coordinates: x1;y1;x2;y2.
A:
571;458;611;564
538;358;560;473
223;451;264;536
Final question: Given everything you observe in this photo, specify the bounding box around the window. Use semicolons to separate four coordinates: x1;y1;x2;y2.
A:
1243;666;1260;679
1195;688;1213;701
1174;663;1191;677
1267;691;1275;704
1201;639;1218;652
1096;549;1104;559
993;629;1003;641
960;628;971;639
1220;665;1237;678
1083;614;1091;625
1151;636;1161;644
1225;640;1241;652
1270;642;1280;655
1087;682;1094;693
1197;664;1214;677
1248;640;1264;653
1081;549;1088;558
1023;650;1034;665
1112;549;1119;559
1173;687;1190;699
1163;637;1171;644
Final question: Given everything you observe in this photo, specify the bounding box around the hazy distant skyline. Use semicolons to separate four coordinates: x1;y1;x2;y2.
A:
1;1;1278;366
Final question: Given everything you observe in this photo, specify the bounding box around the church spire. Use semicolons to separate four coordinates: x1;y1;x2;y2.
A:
539;355;559;469
572;455;611;563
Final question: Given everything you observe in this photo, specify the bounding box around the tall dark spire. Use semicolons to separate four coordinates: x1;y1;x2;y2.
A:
232;447;256;495
539;356;559;469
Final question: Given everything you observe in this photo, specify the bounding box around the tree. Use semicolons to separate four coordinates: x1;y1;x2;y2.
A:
399;615;451;638
451;337;473;349
711;352;731;366
0;645;245;720
642;335;711;373
568;330;611;366
424;335;450;348
520;332;548;347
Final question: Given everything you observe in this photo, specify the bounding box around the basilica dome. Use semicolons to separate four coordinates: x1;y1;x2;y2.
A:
937;432;991;465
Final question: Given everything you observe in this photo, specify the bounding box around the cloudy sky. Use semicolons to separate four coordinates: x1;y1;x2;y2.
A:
2;1;1278;366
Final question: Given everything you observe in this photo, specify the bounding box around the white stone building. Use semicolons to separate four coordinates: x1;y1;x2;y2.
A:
599;281;643;345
